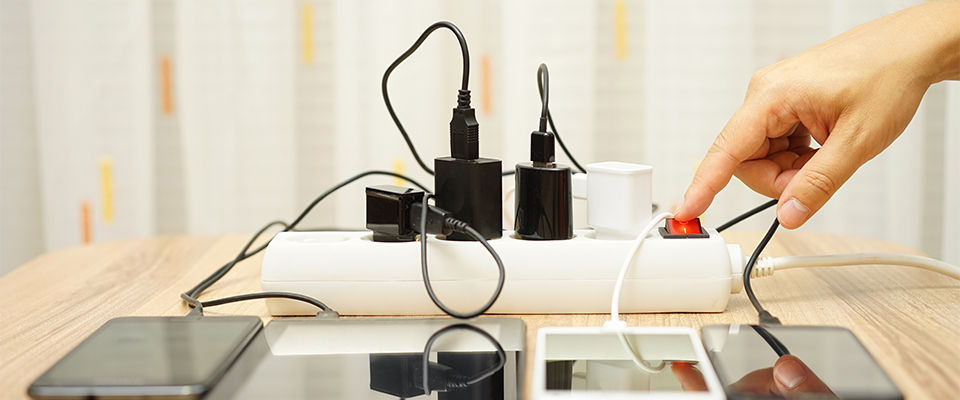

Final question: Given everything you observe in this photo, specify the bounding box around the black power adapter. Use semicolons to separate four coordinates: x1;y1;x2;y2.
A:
514;64;573;240
436;90;502;241
382;21;502;242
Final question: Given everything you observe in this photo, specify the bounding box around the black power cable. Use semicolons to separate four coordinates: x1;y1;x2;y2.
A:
421;323;507;396
536;64;587;174
743;217;782;325
419;194;506;319
716;198;778;232
181;170;430;316
751;325;790;357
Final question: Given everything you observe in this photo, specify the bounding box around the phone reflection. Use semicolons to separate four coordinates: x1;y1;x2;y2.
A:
208;318;522;400
702;325;901;400
370;324;507;399
544;332;708;393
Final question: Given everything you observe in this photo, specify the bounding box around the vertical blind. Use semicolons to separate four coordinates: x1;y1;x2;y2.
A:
1;0;957;275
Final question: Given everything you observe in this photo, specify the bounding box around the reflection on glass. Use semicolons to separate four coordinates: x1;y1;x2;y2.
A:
544;333;707;393
701;325;902;400
209;318;522;400
370;323;507;398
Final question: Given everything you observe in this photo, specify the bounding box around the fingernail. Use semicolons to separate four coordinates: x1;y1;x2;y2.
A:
778;198;809;228
774;358;807;389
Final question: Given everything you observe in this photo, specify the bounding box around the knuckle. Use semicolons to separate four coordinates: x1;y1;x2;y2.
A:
800;168;837;198
748;67;776;92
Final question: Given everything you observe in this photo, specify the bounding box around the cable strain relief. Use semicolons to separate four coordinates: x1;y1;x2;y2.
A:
603;319;628;329
316;309;340;319
758;310;782;326
457;89;471;109
753;256;775;278
445;373;471;389
530;130;556;164
444;217;470;233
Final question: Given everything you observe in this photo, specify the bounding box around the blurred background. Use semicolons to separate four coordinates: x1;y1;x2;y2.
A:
1;0;958;276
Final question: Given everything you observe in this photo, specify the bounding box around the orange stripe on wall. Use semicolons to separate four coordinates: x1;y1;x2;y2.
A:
614;0;628;61
301;3;315;65
161;56;174;115
81;201;92;244
481;54;492;115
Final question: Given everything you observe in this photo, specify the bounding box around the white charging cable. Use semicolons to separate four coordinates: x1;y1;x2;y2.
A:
753;253;960;281
607;212;673;326
604;212;673;374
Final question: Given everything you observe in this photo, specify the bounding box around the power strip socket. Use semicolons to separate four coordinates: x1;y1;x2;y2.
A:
261;228;745;316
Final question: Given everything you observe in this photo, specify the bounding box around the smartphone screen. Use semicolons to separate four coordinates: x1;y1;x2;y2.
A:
29;316;262;398
701;325;902;400
208;318;525;400
536;327;725;399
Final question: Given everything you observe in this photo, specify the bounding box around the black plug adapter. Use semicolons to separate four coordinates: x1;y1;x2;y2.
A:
435;89;502;241
514;64;573;240
366;185;423;242
515;130;573;240
366;185;456;242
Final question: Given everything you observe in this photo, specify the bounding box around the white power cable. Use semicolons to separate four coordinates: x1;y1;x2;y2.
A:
754;253;960;281
608;212;673;324
617;330;667;374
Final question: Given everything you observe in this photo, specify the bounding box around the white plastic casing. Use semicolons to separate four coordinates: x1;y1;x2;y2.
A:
573;162;653;240
260;228;744;316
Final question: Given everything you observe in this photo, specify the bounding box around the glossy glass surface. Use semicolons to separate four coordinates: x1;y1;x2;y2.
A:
701;325;902;400
209;318;524;400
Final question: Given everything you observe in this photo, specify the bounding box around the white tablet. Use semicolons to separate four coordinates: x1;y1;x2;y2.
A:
533;326;724;400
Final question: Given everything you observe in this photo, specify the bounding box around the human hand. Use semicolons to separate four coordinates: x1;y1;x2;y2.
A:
671;355;834;397
675;2;960;228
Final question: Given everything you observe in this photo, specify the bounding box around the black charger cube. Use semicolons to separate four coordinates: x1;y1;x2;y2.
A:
435;157;502;241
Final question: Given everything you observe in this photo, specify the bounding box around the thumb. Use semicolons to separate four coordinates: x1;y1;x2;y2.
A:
777;121;864;229
772;355;835;395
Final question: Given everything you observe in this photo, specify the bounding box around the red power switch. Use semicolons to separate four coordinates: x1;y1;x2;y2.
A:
663;218;707;238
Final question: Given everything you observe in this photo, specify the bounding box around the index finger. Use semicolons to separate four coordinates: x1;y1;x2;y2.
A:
675;100;795;221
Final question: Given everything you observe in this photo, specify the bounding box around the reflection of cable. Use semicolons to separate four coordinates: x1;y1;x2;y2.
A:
751;325;790;357
421;324;507;396
608;212;673;324
617;331;666;373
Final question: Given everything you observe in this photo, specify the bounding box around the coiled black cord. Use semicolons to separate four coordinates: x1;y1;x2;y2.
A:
536;64;586;173
419;194;506;319
382;21;469;176
181;170;430;316
421;323;507;396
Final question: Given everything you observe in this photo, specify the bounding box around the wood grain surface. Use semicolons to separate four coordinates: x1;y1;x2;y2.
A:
1;231;958;399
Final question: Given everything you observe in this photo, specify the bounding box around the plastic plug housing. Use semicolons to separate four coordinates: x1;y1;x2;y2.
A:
435;157;502;240
365;185;424;242
435;89;502;241
515;130;572;240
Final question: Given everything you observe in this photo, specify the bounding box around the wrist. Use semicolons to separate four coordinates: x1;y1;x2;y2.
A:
911;1;960;85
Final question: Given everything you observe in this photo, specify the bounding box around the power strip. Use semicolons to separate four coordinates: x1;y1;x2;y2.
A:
261;228;745;316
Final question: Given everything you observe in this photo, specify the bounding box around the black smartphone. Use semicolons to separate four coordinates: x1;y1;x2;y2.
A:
28;316;262;399
701;324;902;400
207;317;525;400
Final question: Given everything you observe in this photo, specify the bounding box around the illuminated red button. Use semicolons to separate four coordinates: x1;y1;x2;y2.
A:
666;218;703;235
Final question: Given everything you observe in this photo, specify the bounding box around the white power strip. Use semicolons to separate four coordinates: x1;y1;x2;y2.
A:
260;228;745;316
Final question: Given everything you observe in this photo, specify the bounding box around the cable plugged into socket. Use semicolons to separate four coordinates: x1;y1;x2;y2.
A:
514;64;573;240
435;89;503;241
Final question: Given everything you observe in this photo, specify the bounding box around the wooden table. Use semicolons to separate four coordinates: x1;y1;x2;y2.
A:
1;231;958;399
